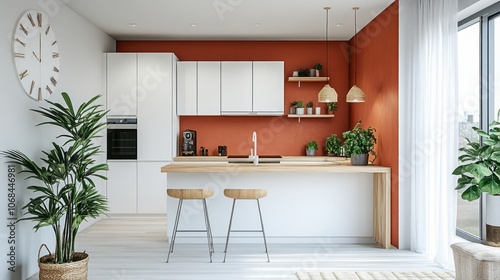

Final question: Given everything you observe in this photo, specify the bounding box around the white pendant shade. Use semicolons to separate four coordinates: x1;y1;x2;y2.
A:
318;84;338;103
346;85;365;103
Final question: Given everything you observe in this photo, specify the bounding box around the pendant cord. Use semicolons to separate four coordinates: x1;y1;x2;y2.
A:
354;8;357;84
325;7;329;85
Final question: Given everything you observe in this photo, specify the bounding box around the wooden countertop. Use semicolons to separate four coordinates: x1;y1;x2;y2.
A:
174;155;346;163
161;161;390;174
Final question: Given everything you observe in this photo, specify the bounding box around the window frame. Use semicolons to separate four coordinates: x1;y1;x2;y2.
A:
457;2;500;243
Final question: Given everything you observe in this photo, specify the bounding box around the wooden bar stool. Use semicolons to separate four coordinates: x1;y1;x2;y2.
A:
223;189;270;262
166;188;214;263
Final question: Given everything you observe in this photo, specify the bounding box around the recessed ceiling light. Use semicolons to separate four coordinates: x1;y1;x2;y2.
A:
336;23;343;27
129;23;138;27
255;23;262;27
190;23;198;27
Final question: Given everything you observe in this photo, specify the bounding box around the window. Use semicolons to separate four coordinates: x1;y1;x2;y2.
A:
457;3;500;242
457;21;481;240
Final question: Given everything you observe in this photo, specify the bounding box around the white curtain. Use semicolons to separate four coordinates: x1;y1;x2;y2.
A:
399;0;458;270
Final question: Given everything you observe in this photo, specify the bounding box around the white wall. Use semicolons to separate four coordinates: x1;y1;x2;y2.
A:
0;1;114;279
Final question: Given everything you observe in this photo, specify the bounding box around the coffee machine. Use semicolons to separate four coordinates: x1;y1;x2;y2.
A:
182;130;197;156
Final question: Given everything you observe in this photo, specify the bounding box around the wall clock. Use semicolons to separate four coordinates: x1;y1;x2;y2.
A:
13;10;60;101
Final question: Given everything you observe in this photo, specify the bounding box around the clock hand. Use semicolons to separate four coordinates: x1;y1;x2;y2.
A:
32;51;41;62
39;32;42;62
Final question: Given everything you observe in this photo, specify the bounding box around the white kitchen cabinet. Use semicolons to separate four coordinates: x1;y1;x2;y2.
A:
221;61;253;114
198;62;221;115
177;62;197;116
253;61;284;114
137;53;177;161
106;161;137;214
137;161;168;213
106;53;137;116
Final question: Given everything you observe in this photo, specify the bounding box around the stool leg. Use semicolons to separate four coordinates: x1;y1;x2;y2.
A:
166;198;183;263
223;198;237;263
202;198;213;263
257;199;270;262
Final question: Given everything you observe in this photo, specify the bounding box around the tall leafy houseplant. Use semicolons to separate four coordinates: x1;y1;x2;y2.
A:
453;112;500;246
342;121;377;165
453;114;500;201
1;92;108;264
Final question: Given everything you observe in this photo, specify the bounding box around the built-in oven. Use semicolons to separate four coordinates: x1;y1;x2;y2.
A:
107;118;137;160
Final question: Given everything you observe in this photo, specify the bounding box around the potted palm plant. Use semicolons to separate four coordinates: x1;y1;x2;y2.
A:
326;102;338;115
296;100;305;115
306;101;314;115
342;121;377;165
452;112;500;246
1;92;108;279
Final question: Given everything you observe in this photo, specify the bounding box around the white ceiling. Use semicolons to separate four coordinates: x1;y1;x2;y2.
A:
64;0;396;41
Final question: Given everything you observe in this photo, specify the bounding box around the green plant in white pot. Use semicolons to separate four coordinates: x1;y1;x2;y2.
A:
452;112;500;246
342;121;377;165
306;140;318;156
1;92;108;279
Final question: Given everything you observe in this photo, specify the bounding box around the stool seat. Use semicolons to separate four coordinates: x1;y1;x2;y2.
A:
167;188;214;199
224;189;267;199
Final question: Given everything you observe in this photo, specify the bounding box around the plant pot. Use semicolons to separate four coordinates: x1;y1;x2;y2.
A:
38;244;89;280
309;69;316;77
315;107;321;115
327;110;334;115
306;149;315;156
296;108;304;115
351;154;369;166
306;107;313;115
486;194;500;247
315;69;320;77
289;106;296;114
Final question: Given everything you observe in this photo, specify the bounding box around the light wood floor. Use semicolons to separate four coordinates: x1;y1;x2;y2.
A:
30;215;448;280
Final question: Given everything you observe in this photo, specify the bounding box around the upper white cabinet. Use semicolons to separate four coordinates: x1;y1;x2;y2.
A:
177;61;221;116
198;62;221;115
253;61;284;114
177;62;197;115
106;53;137;116
137;53;177;161
221;62;253;115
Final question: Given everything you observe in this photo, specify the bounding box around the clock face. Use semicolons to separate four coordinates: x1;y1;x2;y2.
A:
13;10;60;101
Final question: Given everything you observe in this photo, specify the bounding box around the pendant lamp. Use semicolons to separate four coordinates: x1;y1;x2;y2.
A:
318;7;338;103
346;7;366;103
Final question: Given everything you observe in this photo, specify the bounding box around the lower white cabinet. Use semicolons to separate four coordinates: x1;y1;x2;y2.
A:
137;161;168;213
107;161;169;214
106;161;137;214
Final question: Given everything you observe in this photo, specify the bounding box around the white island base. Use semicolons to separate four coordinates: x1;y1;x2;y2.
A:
162;162;391;248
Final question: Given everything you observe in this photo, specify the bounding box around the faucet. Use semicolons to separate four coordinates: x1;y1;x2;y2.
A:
250;131;258;165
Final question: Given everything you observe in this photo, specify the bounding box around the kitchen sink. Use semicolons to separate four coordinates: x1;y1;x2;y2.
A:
227;155;281;164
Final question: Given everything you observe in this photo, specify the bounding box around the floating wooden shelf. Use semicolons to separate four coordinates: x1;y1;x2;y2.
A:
287;114;335;122
287;77;330;87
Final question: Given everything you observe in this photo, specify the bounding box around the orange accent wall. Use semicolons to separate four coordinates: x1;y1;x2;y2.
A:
117;41;350;156
348;1;399;247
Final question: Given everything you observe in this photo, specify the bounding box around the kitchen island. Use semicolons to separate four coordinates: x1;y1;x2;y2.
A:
161;157;391;248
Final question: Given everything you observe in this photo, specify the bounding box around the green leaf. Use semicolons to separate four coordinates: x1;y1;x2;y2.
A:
461;186;481;201
479;175;500;195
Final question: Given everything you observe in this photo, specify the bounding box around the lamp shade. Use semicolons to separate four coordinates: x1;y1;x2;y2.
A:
346;85;365;103
318;84;338;103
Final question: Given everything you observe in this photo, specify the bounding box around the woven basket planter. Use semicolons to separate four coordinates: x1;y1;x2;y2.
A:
38;244;89;280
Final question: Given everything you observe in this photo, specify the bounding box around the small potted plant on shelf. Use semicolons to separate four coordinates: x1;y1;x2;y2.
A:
295;100;304;115
315;63;322;77
289;100;297;114
342;121;377;165
306;101;314;115
298;68;308;77
325;134;343;156
452;110;500;246
306;140;318;156
327;102;338;115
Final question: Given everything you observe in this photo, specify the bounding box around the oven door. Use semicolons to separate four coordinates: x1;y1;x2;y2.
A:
107;122;137;160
